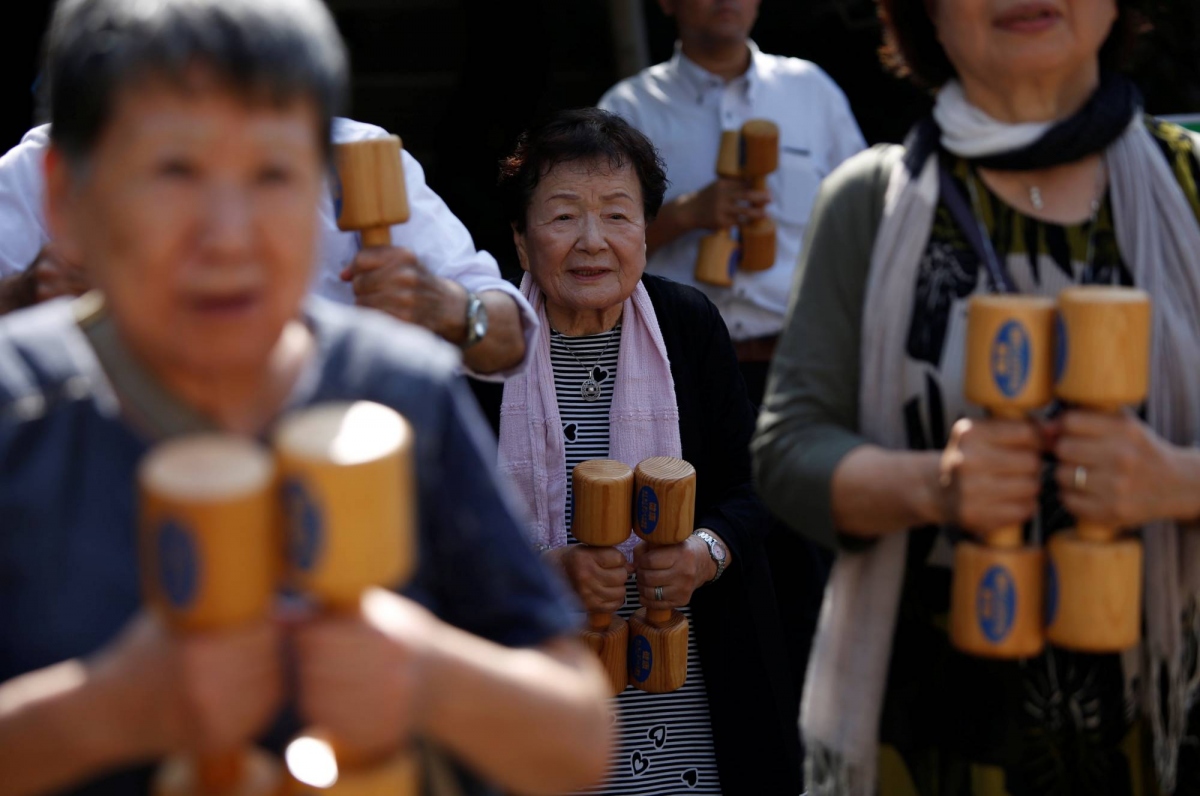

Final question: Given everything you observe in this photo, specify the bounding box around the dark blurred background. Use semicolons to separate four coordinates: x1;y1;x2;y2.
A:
3;0;1198;278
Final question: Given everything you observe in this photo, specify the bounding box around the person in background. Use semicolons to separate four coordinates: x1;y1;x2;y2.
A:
0;118;532;378
473;108;801;794
598;0;866;723
753;0;1200;793
0;1;612;794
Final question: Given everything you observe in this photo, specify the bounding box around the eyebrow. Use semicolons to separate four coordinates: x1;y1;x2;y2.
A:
601;191;635;202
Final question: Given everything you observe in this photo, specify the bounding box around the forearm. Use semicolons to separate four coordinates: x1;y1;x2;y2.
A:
1168;445;1200;521
461;291;525;376
422;633;610;795
0;661;137;796
831;446;943;538
645;196;696;258
0;269;36;315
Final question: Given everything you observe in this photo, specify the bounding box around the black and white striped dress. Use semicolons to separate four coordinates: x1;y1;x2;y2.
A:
550;325;721;796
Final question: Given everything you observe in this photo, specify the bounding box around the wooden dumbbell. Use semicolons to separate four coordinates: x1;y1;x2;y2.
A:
951;295;1056;659
694;131;742;288
627;457;695;694
275;401;419;795
334;136;410;248
1046;286;1151;653
139;435;282;796
737;120;778;273
572;460;635;696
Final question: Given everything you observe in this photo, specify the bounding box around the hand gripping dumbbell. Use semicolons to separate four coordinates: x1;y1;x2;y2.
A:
571;459;635;696
275;402;419;795
334;135;410;248
627;457;696;694
736;119;779;273
139;435;282;796
950;295;1056;659
1047;286;1151;653
694;131;742;288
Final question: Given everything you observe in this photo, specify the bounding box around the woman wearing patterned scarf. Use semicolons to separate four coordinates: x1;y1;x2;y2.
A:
753;1;1200;795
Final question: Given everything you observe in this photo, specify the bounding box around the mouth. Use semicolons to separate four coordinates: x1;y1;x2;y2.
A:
185;289;263;318
568;267;613;280
995;2;1063;33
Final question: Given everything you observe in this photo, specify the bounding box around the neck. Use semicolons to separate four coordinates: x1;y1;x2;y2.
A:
546;303;623;337
679;37;751;82
143;320;313;435
960;63;1100;124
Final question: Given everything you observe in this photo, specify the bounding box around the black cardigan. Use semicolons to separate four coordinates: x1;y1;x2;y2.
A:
470;274;802;794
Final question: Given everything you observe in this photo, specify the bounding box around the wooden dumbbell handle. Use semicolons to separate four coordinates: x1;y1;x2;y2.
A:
587;612;613;631
980;407;1031;551
361;227;392;249
199;752;245;792
646;606;673;624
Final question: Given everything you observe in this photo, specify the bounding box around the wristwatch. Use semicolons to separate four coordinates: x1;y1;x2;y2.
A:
462;291;488;349
693;529;727;583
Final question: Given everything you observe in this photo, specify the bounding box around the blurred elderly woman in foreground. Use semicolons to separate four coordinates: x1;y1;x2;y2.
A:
0;2;610;794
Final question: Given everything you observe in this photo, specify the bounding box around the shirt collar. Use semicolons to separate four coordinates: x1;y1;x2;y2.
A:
668;39;764;103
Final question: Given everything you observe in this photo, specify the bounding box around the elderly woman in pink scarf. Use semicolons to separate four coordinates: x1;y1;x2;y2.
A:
469;108;801;795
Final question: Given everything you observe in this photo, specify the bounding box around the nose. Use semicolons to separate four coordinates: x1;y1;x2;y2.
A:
198;179;253;260
574;213;609;255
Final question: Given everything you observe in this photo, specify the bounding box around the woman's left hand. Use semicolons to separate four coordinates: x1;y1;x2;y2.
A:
632;534;718;611
1051;410;1200;528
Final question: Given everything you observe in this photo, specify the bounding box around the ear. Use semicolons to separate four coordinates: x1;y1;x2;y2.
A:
511;223;531;273
43;146;86;268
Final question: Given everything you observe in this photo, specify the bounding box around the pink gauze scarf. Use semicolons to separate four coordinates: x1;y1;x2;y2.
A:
498;273;681;557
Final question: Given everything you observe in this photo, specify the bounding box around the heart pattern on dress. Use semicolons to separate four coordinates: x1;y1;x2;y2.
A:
648;725;667;749
630;750;649;776
562;422;578;443
591;366;609;383
682;769;699;788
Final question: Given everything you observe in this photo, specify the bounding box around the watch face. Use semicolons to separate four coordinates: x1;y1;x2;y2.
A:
712;542;727;562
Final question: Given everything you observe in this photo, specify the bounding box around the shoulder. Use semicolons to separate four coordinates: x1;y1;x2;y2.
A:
0;299;95;416
757;52;847;100
818;144;904;216
307;298;462;394
1;125;51;166
1144;116;1200;215
641;273;722;330
330;116;391;145
599;61;676;115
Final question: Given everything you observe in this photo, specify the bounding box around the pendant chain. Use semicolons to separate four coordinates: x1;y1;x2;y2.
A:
552;325;619;402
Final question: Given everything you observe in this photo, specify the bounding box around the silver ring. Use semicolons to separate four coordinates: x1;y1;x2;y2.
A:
654;585;664;602
1073;465;1088;491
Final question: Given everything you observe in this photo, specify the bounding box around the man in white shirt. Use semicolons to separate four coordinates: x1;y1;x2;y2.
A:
0;119;535;377
598;0;866;403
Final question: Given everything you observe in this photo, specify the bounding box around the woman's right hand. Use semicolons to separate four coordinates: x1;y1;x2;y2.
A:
938;417;1043;537
544;546;631;615
89;612;284;758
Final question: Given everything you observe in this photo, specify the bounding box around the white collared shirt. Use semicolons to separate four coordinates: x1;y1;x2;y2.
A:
599;42;866;340
0;119;537;379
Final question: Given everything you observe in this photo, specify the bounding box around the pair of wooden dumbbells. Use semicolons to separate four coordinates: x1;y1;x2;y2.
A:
572;457;697;697
951;287;1151;659
140;402;418;796
694;119;780;287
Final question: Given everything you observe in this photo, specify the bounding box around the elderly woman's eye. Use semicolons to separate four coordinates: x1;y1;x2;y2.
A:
555;213;573;221
258;164;294;185
157;158;198;180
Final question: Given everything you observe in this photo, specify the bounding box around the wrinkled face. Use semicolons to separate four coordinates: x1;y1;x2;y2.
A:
659;0;760;46
47;76;324;379
933;0;1117;86
515;159;647;318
